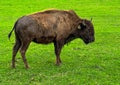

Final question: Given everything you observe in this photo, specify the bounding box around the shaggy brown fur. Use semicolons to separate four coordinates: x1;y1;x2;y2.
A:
8;10;95;68
29;10;82;43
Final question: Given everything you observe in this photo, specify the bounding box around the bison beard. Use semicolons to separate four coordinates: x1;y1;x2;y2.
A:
8;9;95;68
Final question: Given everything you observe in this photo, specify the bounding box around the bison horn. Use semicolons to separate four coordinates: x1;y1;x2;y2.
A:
78;25;81;29
90;18;92;21
80;20;86;29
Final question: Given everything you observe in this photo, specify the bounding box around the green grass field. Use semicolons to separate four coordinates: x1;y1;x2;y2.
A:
0;0;120;85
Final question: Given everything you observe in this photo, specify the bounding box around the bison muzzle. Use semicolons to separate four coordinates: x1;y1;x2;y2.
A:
8;10;95;68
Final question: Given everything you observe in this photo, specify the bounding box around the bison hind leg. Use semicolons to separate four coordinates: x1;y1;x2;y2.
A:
12;37;21;68
20;40;31;69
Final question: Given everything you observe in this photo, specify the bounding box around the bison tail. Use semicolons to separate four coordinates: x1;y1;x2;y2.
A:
8;21;18;40
8;28;14;40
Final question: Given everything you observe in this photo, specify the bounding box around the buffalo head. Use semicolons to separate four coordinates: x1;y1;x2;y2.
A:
77;19;95;44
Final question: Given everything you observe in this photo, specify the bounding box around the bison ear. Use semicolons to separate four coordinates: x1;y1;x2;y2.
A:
90;18;92;22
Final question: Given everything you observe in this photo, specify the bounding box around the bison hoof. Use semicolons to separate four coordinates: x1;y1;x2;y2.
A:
25;66;30;69
11;65;16;69
56;62;62;66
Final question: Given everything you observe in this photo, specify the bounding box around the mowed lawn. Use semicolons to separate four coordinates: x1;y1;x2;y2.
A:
0;0;120;85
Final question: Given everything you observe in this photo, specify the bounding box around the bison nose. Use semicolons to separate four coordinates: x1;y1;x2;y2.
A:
90;37;95;42
91;37;95;42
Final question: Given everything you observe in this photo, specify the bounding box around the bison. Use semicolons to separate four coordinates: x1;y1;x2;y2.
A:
8;10;95;68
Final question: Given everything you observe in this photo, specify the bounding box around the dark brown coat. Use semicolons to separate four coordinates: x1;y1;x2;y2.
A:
8;10;95;68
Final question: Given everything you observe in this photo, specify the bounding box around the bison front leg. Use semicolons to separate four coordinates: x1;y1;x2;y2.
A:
12;39;21;68
54;41;64;65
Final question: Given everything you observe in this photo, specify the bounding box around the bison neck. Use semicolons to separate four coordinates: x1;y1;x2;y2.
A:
65;34;76;44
